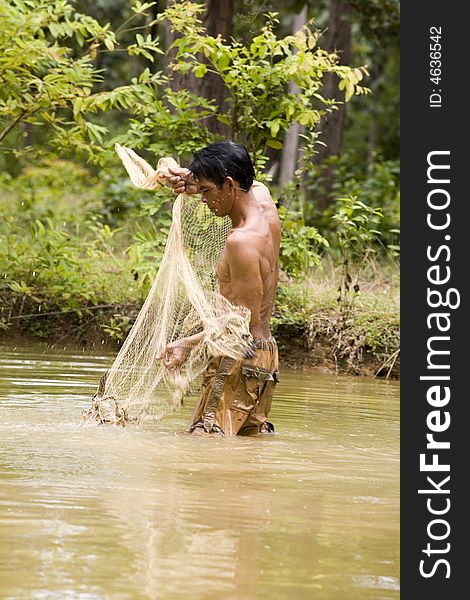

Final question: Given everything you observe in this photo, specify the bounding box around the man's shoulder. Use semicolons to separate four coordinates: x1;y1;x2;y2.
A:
225;229;261;260
226;228;254;248
224;232;262;276
253;180;274;201
252;182;278;216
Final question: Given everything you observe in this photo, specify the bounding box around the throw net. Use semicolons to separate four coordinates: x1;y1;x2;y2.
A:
83;144;253;425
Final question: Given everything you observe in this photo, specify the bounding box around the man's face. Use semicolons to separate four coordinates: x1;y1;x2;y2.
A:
197;177;233;217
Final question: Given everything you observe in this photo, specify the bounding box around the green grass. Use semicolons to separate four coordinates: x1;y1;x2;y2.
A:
272;259;400;375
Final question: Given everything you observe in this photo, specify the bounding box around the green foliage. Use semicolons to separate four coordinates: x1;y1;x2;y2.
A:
101;313;133;341
349;0;400;41
344;0;400;165
0;0;115;152
0;160;139;339
0;158;101;222
162;2;369;166
110;84;217;161
2;216;101;310
278;205;328;279
90;170;167;227
348;311;400;359
0;209;141;338
304;154;400;255
331;195;383;311
0;0;170;162
335;157;400;256
125;224;170;294
271;282;314;329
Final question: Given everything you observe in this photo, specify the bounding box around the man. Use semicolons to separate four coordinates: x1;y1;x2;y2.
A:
159;141;280;436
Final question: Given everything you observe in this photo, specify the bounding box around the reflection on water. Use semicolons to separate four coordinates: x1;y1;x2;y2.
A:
0;343;399;599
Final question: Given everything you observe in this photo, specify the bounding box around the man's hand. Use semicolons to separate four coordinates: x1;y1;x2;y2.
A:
157;340;191;369
167;167;199;195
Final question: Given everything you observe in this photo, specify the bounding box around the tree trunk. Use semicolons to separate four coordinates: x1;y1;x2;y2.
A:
312;0;351;210
278;6;308;185
164;0;233;136
163;1;184;90
201;0;233;136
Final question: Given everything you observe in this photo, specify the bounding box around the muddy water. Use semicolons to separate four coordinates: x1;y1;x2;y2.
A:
0;343;399;599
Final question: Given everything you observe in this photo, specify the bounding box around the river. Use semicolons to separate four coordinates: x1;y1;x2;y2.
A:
0;343;399;599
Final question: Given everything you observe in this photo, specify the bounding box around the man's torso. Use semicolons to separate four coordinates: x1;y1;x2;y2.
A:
216;182;280;338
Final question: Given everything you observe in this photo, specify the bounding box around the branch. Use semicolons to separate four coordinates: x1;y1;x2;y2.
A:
0;109;28;143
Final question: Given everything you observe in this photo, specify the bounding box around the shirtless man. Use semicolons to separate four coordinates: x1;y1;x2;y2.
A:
159;141;280;436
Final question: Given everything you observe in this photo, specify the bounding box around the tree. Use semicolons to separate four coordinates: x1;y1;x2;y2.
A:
301;0;399;210
347;0;400;164
278;6;308;185
0;0;113;149
315;0;351;162
164;0;233;135
0;0;164;162
311;0;351;210
162;2;369;171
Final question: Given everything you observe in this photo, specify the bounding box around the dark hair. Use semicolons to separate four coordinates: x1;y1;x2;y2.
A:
189;141;255;191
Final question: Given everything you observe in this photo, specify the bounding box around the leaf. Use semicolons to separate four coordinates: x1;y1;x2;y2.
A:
297;113;310;126
266;139;283;149
132;2;157;14
217;52;230;71
104;37;115;52
73;97;83;117
270;121;280;137
49;23;59;38
86;122;108;143
194;64;207;78
345;81;355;102
76;32;85;47
216;114;232;125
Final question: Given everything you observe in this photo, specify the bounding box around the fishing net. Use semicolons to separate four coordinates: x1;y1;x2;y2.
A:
83;144;253;425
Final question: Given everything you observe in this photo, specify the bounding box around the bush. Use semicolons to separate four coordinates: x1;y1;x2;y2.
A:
304;155;400;255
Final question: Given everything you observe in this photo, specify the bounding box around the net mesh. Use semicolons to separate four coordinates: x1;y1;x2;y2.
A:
84;144;253;425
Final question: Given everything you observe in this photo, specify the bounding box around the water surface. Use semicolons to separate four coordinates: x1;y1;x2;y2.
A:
0;343;399;599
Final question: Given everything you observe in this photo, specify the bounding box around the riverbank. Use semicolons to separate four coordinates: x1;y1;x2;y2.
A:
1;277;400;379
